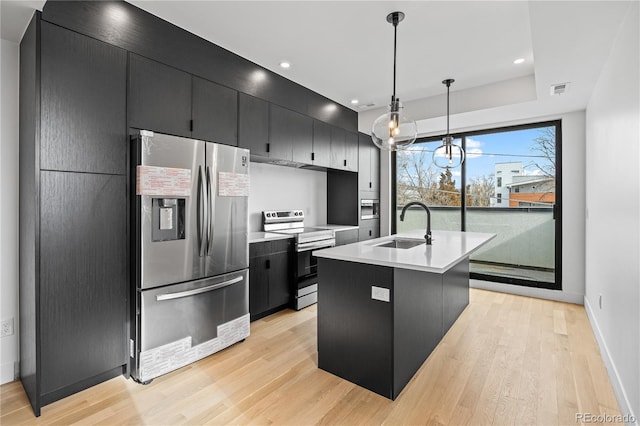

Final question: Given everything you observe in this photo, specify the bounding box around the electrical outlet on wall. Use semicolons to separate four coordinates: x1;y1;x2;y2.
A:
1;318;14;337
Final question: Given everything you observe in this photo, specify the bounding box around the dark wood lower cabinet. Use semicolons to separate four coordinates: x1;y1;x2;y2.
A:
335;228;359;246
358;219;380;241
249;239;293;321
317;257;470;399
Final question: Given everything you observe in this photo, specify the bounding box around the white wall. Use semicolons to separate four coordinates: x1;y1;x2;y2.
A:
248;162;327;231
0;39;20;384
584;2;639;422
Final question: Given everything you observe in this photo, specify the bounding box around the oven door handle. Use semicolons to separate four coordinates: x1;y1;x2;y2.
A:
156;275;244;301
297;239;336;252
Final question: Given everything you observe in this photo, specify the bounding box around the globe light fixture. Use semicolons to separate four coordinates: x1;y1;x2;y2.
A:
371;12;417;151
433;79;465;168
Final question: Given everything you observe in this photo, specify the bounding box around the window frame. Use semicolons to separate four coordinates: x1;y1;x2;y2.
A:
392;119;563;290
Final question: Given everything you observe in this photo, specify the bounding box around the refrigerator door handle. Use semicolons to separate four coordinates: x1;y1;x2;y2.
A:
155;275;244;301
197;166;206;257
206;165;214;255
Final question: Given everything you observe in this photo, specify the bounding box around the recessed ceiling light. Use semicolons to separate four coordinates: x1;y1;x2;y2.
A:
279;61;291;69
351;99;359;105
513;58;525;65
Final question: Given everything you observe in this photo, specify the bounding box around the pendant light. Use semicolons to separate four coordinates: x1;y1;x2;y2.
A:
433;79;465;168
371;11;417;151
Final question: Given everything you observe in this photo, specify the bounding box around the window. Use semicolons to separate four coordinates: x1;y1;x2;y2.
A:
394;120;562;290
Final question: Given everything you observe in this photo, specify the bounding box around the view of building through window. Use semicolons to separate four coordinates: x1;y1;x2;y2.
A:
396;123;560;289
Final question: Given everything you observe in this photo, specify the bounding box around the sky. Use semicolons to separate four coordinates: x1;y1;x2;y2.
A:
404;125;555;189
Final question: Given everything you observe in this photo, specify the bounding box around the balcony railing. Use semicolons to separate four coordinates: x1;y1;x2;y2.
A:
397;206;555;283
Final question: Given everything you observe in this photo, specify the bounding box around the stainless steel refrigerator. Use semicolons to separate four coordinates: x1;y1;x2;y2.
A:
131;130;250;383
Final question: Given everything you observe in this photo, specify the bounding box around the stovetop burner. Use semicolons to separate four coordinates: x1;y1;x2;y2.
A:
262;210;335;250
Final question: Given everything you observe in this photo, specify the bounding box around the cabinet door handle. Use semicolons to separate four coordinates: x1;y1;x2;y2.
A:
266;143;270;153
190;119;194;132
311;152;315;161
369;230;372;236
369;182;372;188
266;259;271;269
344;159;347;167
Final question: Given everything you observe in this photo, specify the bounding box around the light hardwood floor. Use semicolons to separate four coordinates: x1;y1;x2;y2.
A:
1;289;622;425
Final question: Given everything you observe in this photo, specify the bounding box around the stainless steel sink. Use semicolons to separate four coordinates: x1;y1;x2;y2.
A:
374;238;425;249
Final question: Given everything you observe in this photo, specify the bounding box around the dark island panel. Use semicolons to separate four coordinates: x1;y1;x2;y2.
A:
392;268;443;399
443;258;470;334
317;259;394;398
317;255;472;400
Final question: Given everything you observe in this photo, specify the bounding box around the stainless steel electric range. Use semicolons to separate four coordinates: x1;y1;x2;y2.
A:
263;210;335;310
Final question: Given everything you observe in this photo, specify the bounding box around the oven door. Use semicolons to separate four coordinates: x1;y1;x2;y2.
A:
294;240;334;309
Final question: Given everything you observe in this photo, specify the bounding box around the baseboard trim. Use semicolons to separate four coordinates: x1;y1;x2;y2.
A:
470;279;583;304
584;296;638;426
0;361;16;385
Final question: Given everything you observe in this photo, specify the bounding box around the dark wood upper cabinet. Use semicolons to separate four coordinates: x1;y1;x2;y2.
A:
330;126;346;170
42;1;357;133
40;21;126;174
313;120;332;168
345;131;359;172
330;127;358;171
268;105;292;161
192;76;238;145
290;111;313;164
238;93;270;157
129;53;192;137
269;104;313;163
370;142;380;193
359;132;379;193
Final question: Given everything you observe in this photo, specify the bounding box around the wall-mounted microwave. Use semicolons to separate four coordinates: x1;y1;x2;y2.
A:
360;199;380;220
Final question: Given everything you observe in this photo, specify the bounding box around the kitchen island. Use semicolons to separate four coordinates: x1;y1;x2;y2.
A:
313;230;495;399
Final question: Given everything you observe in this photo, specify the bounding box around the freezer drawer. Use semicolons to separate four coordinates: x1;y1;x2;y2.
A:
135;270;249;382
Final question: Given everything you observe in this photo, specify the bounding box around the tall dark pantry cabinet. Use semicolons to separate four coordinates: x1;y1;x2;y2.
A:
19;13;128;416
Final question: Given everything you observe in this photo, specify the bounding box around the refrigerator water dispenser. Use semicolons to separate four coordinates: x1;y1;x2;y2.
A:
152;198;185;241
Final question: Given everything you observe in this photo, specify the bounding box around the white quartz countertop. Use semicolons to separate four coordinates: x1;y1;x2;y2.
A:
249;232;294;244
313;230;496;273
313;224;359;232
249;224;358;243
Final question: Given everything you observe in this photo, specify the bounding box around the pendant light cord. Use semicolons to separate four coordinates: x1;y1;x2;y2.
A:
392;19;397;101
446;82;450;134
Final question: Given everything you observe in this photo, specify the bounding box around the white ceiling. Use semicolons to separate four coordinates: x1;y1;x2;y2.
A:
1;1;633;134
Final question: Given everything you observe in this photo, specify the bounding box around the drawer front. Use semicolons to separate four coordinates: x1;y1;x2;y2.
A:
140;270;248;351
271;238;293;254
250;241;272;258
336;229;358;246
250;238;293;258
